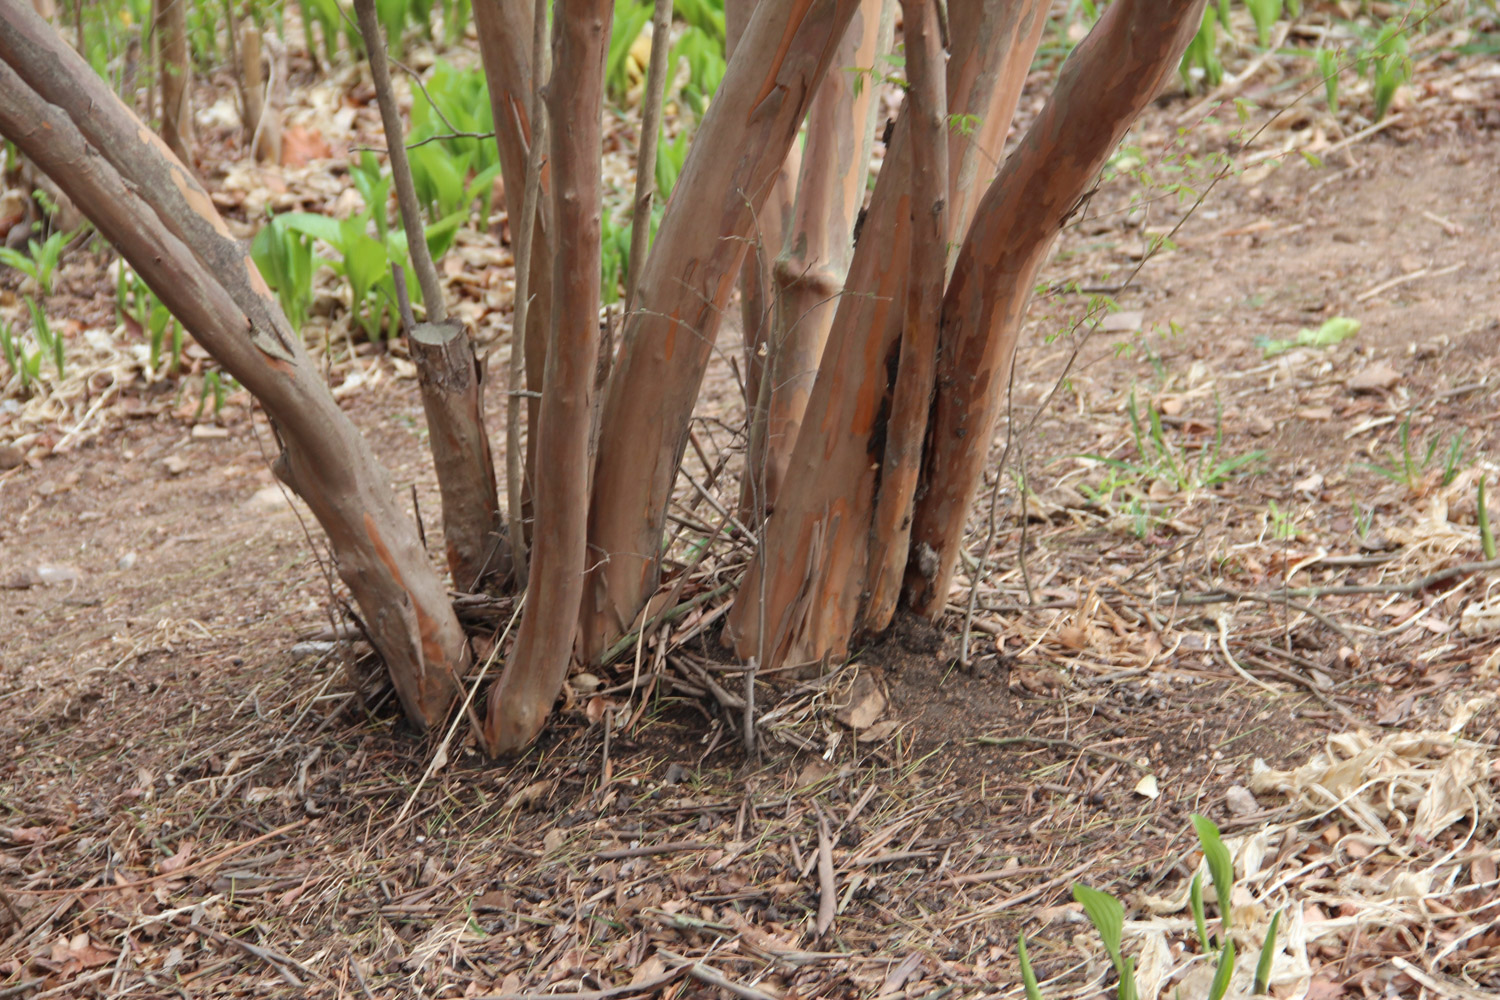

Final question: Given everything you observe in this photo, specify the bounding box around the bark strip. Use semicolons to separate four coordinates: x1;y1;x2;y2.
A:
905;0;1209;616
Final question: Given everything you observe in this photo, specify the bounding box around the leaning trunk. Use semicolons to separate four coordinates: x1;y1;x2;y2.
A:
905;0;1209;616
0;5;470;730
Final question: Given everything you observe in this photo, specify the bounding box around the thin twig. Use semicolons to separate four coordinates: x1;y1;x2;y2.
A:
623;0;673;314
352;0;445;319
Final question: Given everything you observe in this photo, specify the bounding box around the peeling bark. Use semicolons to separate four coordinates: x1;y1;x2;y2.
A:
0;5;470;730
863;0;946;631
728;0;1048;669
581;0;864;664
483;0;611;755
905;0;1208;617
742;0;890;520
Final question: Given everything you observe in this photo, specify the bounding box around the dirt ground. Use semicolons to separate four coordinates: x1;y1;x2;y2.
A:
3;22;1500;1000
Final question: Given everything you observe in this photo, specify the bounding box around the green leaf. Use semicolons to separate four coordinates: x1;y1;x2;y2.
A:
1253;909;1282;994
1208;941;1237;1000
1191;814;1235;931
1072;884;1126;972
1190;873;1211;951
1017;935;1045;1000
1255;316;1360;357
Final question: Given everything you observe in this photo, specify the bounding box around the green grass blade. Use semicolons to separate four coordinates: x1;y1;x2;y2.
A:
1017;935;1045;1000
1190;872;1211;950
1253;909;1282;994
1191;813;1235;930
1479;475;1495;561
1208;941;1237;1000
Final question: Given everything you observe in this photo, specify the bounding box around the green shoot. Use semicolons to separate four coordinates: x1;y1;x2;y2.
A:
1191;813;1235;931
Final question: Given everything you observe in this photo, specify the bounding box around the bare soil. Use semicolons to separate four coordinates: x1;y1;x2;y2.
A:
3;39;1500;1000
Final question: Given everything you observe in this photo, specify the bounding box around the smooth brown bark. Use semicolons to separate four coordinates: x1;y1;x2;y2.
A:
157;0;194;169
473;0;554;540
355;0;506;593
581;0;864;664
905;0;1208;616
482;0;611;755
0;4;470;730
863;0;946;630
504;0;551;590
727;0;1050;669
742;0;888;519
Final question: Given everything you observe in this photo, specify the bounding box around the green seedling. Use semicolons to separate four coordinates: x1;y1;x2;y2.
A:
1364;20;1411;121
1362;412;1467;492
1479;475;1496;560
408;61;502;224
0;314;42;390
1082;390;1266;499
116;260;183;376
351;151;394;239
1316;48;1341;114
1255;316;1360;357
1017;814;1282;1000
1180;7;1224;94
1246;0;1283;48
23;295;63;380
195;369;235;420
0;228;71;296
607;1;655;101
250;213;318;329
669;23;728;117
1266;499;1298;541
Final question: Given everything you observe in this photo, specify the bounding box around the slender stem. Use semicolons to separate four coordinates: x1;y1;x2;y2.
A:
352;0;444;321
623;0;673;315
506;0;551;590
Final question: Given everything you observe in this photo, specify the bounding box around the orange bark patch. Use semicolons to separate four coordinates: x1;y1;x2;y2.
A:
749;0;816;115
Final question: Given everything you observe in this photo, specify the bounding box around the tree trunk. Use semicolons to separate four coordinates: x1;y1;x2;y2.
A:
482;0;611;755
580;0;864;664
905;0;1209;617
0;4;470;730
728;0;1050;669
473;0;554;545
863;0;946;629
725;0;799;518
239;22;283;165
741;0;890;520
157;0;195;169
355;0;507;594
